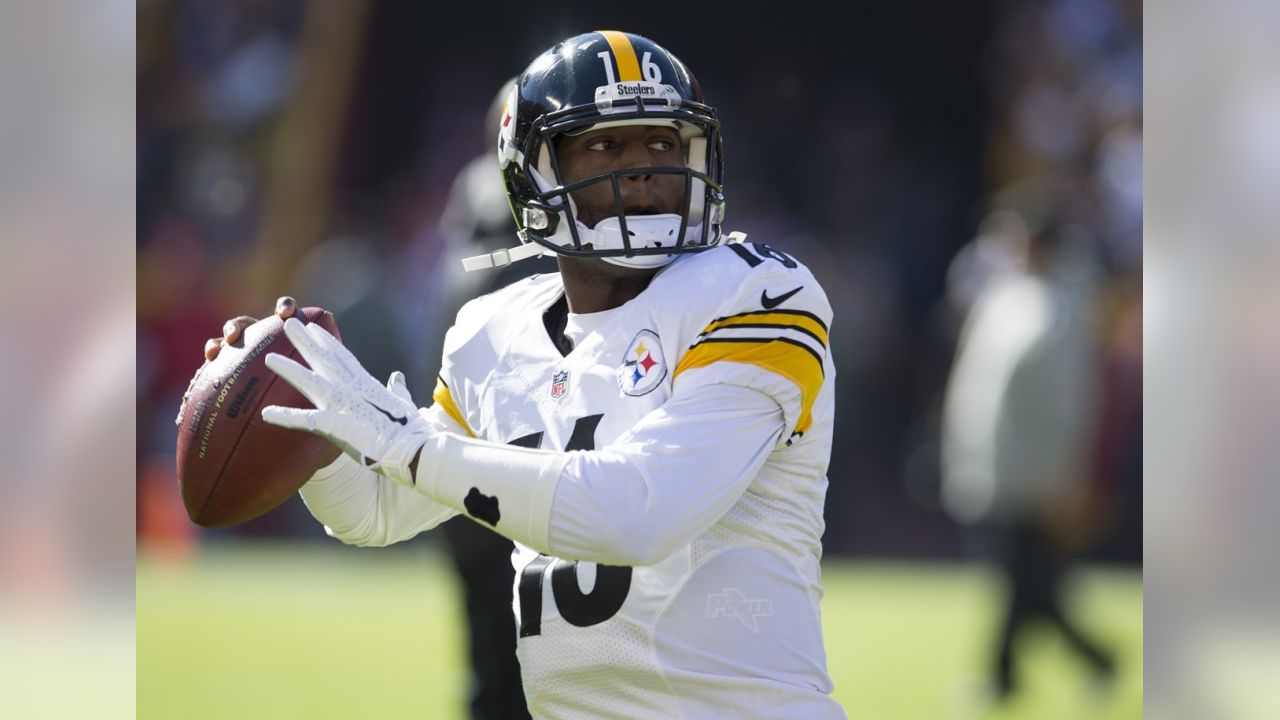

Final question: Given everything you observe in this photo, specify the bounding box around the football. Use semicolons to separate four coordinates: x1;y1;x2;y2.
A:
176;307;343;528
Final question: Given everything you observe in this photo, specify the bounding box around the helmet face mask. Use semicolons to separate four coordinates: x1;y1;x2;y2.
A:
499;32;725;269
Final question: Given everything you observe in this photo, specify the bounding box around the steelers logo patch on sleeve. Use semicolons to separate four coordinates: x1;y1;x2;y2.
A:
619;329;666;396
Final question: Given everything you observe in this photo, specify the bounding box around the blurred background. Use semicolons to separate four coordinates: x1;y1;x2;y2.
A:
135;1;1142;718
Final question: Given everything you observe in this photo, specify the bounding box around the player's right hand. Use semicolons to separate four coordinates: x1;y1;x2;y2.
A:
260;318;433;489
203;295;298;361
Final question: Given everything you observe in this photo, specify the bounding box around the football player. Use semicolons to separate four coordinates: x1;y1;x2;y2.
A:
214;31;843;719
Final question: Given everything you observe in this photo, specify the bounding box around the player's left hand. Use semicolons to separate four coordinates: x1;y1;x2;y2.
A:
260;318;431;488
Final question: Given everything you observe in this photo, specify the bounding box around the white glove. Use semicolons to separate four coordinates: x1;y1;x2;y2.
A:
261;318;431;488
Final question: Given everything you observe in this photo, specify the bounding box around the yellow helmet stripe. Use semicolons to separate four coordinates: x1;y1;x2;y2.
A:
599;30;642;82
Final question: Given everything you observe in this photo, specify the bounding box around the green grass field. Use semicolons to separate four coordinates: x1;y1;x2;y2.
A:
137;542;1141;719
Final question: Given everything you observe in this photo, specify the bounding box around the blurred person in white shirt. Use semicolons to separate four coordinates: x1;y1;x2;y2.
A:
941;203;1115;700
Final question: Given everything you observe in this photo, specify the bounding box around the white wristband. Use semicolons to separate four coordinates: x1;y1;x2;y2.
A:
415;432;571;552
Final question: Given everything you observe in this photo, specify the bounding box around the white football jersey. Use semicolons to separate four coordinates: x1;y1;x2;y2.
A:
430;242;843;719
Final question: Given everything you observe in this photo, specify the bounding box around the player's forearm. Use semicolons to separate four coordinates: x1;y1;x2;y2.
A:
300;453;455;547
547;446;756;566
413;432;569;552
412;384;784;565
412;433;658;562
411;433;653;563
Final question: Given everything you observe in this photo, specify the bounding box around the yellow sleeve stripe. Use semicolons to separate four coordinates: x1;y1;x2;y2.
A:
700;310;828;350
673;338;824;436
432;376;475;438
599;30;642;81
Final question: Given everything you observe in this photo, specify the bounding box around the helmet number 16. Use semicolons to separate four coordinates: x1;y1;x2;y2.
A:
596;50;663;85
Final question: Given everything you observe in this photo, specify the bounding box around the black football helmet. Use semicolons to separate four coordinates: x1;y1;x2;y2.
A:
477;31;724;271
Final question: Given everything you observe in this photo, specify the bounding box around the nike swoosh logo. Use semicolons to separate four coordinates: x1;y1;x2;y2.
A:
761;285;803;309
365;400;408;425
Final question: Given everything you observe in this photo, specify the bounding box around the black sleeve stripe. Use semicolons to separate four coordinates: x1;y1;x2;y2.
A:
687;336;826;374
711;308;830;333
698;322;827;349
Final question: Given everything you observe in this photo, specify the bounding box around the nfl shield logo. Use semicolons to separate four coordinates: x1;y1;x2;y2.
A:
550;370;569;400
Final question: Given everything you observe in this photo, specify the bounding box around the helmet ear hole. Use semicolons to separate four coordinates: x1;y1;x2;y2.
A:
533;144;557;195
686;136;707;225
531;143;572;216
686;136;707;175
531;142;579;240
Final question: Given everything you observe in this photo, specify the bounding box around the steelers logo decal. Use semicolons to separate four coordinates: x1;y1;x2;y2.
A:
497;82;520;169
619;329;666;397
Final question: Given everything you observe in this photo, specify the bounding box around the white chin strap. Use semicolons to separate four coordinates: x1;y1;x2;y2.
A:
461;214;705;272
461;240;548;272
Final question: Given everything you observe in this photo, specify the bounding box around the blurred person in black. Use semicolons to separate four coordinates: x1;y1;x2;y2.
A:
941;196;1115;701
430;77;553;720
